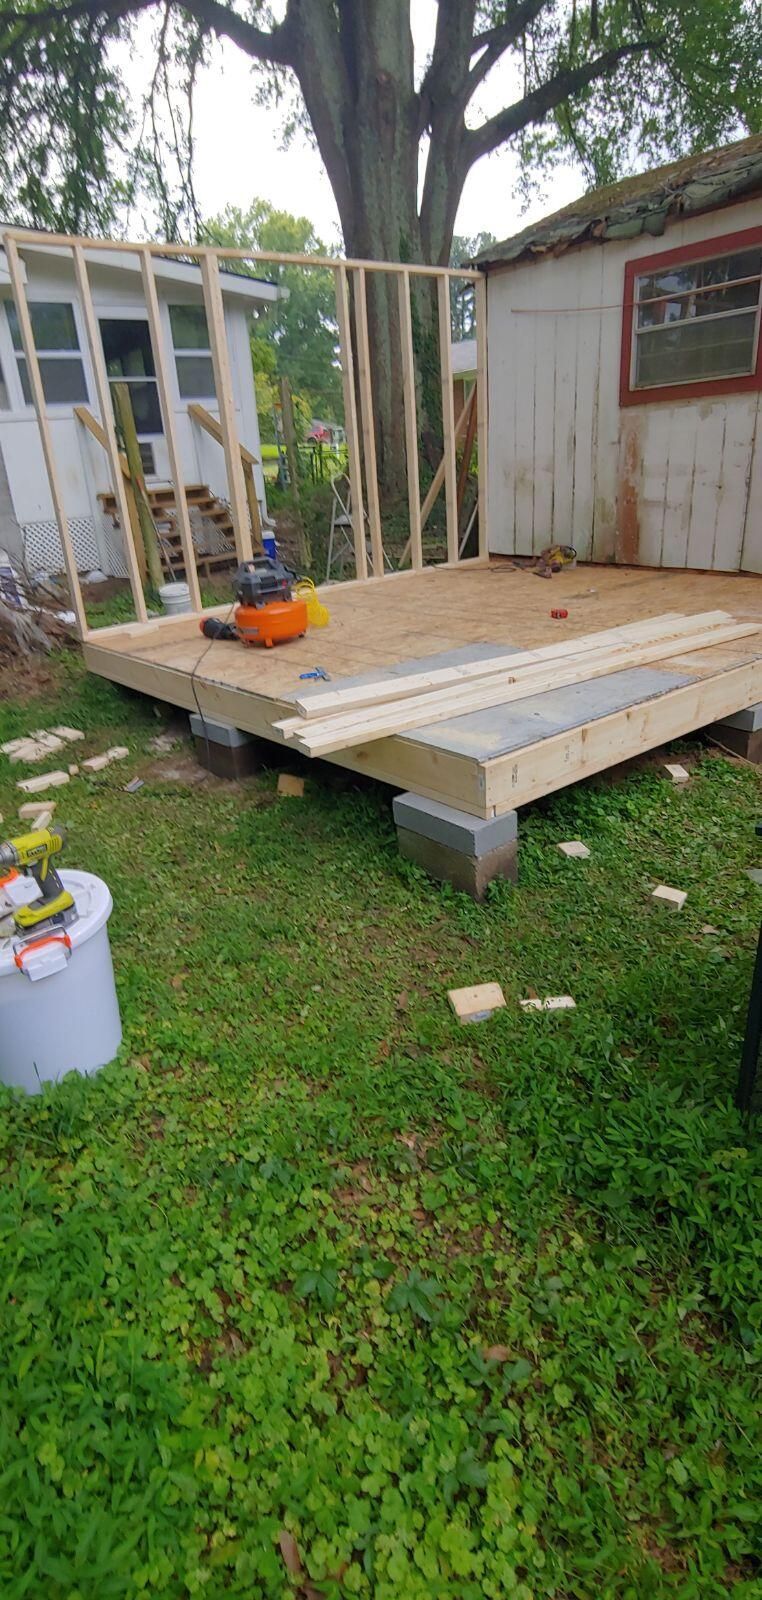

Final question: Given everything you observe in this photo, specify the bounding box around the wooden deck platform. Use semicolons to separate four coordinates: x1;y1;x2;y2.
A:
83;560;762;818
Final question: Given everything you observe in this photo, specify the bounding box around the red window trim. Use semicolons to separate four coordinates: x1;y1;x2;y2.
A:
619;224;762;408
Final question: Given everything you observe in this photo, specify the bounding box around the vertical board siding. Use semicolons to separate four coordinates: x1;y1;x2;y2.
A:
741;395;762;572
485;198;761;571
512;280;537;554
570;253;603;561
712;402;757;572
489;280;516;553
661;409;699;569
684;406;726;571
591;248;623;562
551;263;580;548
530;266;558;553
637;415;671;567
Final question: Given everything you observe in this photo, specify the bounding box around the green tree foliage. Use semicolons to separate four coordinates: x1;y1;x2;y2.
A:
0;0;758;492
0;1;757;257
203;201;342;439
450;233;497;341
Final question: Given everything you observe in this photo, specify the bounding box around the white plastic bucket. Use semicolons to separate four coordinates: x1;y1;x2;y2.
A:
160;581;192;616
0;870;122;1094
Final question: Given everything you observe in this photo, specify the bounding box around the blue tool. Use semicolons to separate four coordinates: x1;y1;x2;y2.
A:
299;666;330;681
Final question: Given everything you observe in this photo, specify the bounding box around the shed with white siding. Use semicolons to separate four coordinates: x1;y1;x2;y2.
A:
478;135;762;573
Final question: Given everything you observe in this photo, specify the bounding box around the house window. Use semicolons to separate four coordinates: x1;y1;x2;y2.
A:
169;304;216;399
621;227;762;406
6;301;89;406
0;356;8;410
99;317;163;435
138;441;156;476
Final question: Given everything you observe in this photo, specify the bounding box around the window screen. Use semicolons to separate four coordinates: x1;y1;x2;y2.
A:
169;304;210;349
6;300;88;405
169;303;216;398
138;441;156;476
632;247;761;390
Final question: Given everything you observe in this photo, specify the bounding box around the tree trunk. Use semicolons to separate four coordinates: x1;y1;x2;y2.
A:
293;0;431;503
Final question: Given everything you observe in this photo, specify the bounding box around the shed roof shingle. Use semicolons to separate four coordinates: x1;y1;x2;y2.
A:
475;135;762;269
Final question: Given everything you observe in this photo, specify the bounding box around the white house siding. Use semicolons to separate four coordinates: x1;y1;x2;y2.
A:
486;198;762;572
0;249;268;576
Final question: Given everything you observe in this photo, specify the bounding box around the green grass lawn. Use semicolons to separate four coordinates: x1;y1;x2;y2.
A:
0;652;760;1600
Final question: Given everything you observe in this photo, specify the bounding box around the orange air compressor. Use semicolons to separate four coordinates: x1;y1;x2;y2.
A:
200;557;307;648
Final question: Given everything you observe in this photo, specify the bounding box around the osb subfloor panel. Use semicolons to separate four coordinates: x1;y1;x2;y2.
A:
83;561;762;817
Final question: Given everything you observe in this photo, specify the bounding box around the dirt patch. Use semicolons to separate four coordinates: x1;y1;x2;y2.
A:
144;753;214;786
0;652;61;704
81;577;131;604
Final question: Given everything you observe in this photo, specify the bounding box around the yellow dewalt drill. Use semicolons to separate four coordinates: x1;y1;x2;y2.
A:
0;828;77;939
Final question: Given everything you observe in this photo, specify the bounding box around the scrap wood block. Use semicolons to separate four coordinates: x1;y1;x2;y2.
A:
51;726;85;743
448;982;506;1024
17;770;70;794
520;995;576;1011
277;773;305;798
19;799;57;819
557;840;590;859
8;732;64;764
28;806;54;831
82;746;129;773
663;762;690;784
652;884;687;910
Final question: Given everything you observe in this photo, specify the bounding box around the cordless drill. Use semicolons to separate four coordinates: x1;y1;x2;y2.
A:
0;828;77;939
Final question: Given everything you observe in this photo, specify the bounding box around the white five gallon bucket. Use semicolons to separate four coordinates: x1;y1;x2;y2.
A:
159;581;192;616
0;870;122;1094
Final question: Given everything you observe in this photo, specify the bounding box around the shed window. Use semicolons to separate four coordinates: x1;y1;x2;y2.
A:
6;301;88;406
169;304;216;398
633;247;761;387
621;229;762;405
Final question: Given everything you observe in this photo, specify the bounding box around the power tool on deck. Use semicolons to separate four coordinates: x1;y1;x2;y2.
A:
199;556;308;649
0;828;78;941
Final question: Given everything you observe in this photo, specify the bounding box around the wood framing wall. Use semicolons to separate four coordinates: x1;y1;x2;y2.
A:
1;228;487;639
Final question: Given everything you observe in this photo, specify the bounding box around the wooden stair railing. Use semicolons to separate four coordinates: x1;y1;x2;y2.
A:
188;402;263;548
74;404;146;581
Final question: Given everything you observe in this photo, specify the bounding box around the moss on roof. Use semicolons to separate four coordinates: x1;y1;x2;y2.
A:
476;135;762;269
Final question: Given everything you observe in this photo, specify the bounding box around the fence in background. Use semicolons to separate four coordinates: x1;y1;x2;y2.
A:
1;230;487;639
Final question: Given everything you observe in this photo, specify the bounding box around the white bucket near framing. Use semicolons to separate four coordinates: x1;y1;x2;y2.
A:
0;870;122;1094
160;582;192;616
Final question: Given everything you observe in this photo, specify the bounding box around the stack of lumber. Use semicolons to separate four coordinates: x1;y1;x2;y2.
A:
274;611;758;757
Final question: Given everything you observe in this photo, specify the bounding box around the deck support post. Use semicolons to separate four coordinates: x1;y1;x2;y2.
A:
393;792;518;900
189;712;268;780
704;702;762;763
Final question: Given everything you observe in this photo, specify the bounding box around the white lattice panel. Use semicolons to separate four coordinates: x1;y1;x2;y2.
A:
97;522;129;578
23;518;98;575
21;517;127;578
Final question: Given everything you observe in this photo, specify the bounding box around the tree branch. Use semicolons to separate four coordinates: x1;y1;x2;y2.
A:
465;38;659;165
418;0;476;127
468;0;550;92
0;0;295;67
